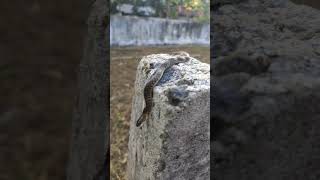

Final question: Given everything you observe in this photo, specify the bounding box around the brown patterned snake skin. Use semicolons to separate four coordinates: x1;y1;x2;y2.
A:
136;51;190;127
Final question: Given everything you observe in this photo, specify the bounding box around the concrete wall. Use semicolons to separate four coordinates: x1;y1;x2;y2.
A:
110;15;209;46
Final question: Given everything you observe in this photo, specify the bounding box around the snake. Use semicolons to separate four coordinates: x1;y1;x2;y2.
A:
136;51;190;127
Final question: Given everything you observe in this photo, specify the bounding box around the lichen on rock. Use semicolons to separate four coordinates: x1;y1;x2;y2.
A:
127;53;210;180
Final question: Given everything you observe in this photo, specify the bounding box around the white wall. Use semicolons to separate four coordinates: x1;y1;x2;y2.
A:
110;15;210;46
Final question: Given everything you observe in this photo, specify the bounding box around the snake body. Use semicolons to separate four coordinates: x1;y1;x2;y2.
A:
136;52;190;127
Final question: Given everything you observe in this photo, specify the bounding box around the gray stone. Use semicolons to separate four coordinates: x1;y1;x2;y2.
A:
212;0;320;179
67;0;109;180
127;54;210;180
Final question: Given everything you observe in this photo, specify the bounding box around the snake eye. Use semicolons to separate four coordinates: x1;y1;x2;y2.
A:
149;63;155;69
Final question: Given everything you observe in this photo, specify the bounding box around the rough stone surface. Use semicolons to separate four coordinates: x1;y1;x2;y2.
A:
212;0;320;179
67;0;109;180
127;54;210;180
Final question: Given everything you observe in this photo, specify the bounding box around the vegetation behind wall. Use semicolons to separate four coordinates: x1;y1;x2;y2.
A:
111;0;210;23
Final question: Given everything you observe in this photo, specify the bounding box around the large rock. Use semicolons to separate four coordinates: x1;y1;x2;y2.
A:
127;54;210;180
212;0;320;179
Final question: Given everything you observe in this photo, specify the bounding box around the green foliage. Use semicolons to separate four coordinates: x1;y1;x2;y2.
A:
194;15;210;24
192;0;210;23
111;0;210;22
168;8;178;19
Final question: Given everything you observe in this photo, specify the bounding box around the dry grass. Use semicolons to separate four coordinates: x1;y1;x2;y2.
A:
110;45;210;180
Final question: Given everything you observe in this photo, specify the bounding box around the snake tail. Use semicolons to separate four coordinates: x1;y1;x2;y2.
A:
136;110;149;127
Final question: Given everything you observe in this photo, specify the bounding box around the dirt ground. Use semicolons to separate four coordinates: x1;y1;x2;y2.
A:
110;45;210;180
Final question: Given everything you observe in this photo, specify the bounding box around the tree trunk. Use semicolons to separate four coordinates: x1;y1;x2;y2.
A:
67;0;109;180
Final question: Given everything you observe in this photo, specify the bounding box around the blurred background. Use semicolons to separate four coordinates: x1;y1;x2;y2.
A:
293;0;320;9
0;0;319;180
0;0;90;179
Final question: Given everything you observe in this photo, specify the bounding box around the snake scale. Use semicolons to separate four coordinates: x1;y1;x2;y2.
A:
136;51;190;127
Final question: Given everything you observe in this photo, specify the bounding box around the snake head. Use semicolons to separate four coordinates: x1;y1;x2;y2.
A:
171;51;190;63
142;61;151;75
175;55;190;64
171;51;190;57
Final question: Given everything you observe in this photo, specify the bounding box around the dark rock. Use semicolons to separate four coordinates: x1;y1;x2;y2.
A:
212;0;320;179
166;87;189;106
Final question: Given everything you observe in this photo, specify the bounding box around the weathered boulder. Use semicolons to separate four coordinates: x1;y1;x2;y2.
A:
127;54;210;180
212;0;320;179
